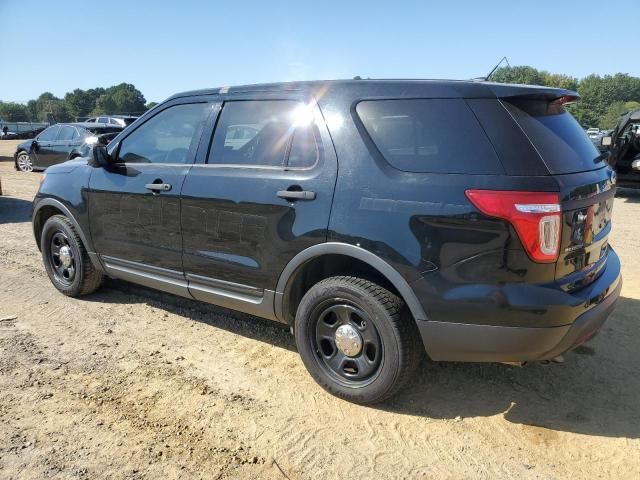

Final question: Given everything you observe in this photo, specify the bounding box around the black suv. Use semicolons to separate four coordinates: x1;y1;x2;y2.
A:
32;80;622;404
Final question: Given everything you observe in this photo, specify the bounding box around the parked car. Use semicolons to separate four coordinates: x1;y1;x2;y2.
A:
586;127;601;139
14;123;122;172
1;129;18;139
32;80;622;404
84;115;138;127
602;110;640;187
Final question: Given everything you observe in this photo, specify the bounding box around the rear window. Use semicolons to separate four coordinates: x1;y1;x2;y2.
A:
501;97;601;174
356;99;503;174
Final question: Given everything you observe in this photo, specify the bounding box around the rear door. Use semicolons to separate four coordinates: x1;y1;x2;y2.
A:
88;100;212;295
180;97;338;316
53;125;78;163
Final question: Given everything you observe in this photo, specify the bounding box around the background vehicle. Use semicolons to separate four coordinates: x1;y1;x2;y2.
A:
0;118;50;138
32;80;621;404
84;115;138;127
14;122;122;172
603;110;640;187
586;127;601;138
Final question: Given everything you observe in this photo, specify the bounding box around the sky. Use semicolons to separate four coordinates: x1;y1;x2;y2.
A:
0;0;636;104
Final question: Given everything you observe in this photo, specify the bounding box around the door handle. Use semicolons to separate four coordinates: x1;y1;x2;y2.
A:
277;189;316;201
145;183;172;192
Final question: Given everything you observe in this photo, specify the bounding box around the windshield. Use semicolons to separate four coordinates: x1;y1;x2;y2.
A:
502;97;601;174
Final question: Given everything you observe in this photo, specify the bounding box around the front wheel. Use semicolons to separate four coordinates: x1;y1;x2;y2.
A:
294;276;422;404
16;151;33;172
41;215;103;296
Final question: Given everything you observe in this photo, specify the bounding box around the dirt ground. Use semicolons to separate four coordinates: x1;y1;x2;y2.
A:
1;142;639;479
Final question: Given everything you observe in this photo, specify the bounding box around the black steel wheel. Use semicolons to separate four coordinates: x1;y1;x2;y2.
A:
48;231;76;286
41;215;103;297
312;302;383;385
295;276;422;404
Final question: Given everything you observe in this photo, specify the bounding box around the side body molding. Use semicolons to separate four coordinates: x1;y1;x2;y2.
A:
274;242;428;323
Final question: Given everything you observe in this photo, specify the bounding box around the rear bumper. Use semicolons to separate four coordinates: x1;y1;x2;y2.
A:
416;249;622;362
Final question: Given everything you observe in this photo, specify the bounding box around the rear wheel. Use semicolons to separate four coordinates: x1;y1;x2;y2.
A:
41;215;103;296
16;152;33;172
294;276;422;404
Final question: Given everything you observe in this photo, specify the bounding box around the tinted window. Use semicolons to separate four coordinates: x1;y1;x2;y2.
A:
38;126;60;141
58;126;77;141
208;100;318;167
502;98;600;174
117;103;208;164
98;117;108;123
356;99;503;174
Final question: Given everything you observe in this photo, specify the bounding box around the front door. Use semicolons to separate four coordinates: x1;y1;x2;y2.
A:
180;98;338;316
88;100;211;295
32;125;61;168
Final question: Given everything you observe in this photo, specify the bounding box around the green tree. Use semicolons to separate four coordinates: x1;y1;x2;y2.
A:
145;101;159;110
491;66;545;85
35;92;72;122
599;101;640;129
92;83;146;115
0;101;30;121
64;87;105;119
541;72;579;91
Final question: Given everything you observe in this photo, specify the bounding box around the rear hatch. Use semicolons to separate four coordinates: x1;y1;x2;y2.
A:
500;95;615;291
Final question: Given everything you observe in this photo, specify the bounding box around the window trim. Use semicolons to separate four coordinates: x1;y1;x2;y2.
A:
110;100;210;167
203;99;323;171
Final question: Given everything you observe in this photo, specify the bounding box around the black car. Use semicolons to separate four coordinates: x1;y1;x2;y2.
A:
32;80;622;404
15;122;122;172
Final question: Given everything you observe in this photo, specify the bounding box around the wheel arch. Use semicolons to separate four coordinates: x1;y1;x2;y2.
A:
275;242;428;325
32;198;95;256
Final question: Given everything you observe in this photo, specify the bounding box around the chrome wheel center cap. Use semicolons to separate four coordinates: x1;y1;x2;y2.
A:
59;246;72;267
335;324;363;357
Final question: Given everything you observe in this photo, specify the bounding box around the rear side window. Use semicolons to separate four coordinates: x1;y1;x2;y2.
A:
58;126;77;141
208;100;320;168
356;99;503;174
501;98;600;174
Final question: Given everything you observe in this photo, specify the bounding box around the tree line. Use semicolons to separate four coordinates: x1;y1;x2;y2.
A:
3;69;640;128
0;83;158;123
491;66;640;129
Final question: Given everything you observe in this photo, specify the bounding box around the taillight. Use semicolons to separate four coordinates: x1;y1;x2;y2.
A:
465;190;561;263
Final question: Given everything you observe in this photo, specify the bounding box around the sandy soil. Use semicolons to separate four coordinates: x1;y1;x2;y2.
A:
0;153;639;479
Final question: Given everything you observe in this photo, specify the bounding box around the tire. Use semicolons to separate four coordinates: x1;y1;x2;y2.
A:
294;276;422;404
16;151;33;172
40;215;103;297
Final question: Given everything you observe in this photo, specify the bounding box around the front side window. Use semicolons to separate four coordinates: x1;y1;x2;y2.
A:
117;103;208;164
356;99;503;174
38;126;60;141
208;100;320;168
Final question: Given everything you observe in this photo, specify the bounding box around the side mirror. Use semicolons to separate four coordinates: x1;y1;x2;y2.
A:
91;144;112;167
601;136;612;147
632;159;640;172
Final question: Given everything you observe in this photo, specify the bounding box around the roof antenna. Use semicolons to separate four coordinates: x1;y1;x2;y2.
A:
474;56;510;82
